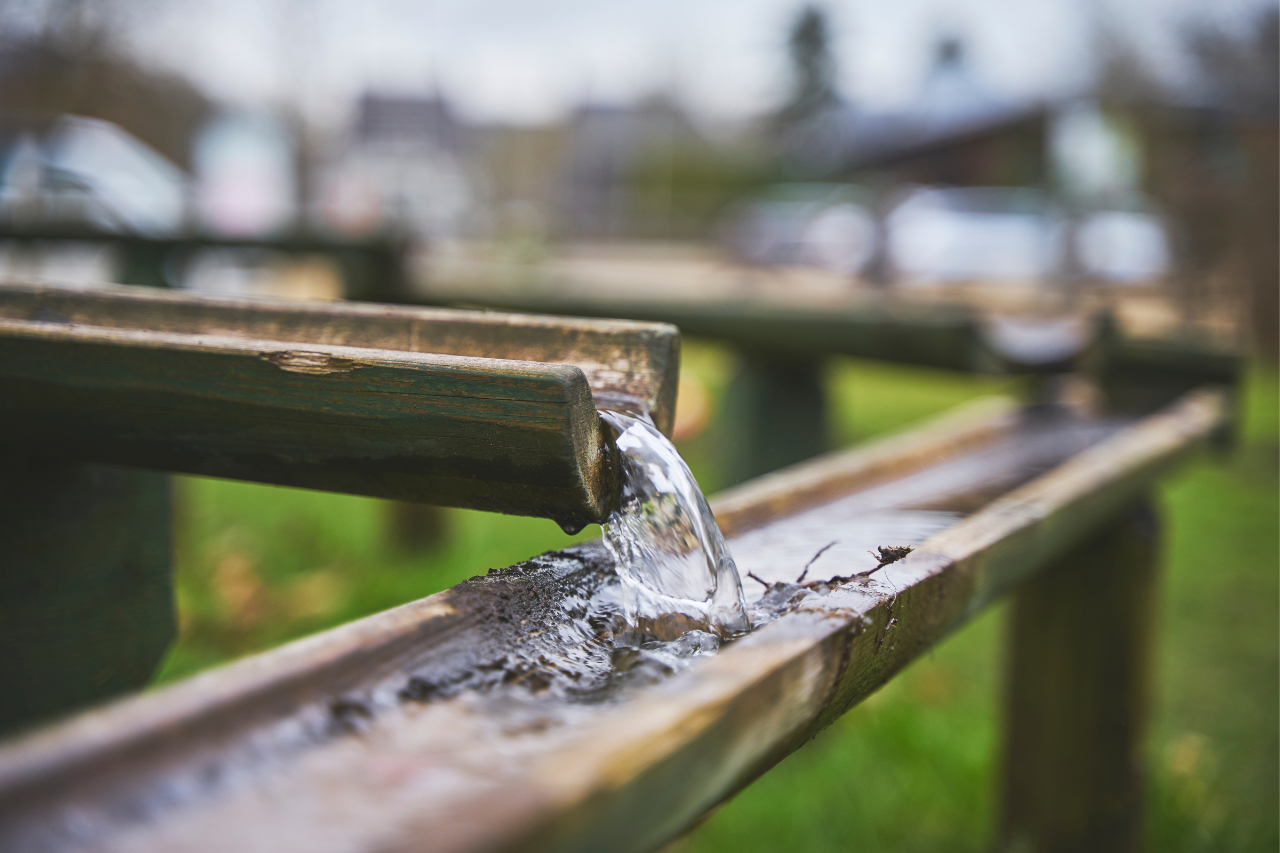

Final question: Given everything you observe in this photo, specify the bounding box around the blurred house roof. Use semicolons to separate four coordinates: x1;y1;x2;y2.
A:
559;97;703;239
778;36;1045;182
354;93;469;153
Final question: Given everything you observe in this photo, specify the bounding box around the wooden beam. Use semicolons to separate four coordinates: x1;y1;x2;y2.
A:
711;394;1018;536
0;463;172;736
0;282;681;528
419;287;986;371
0;282;680;435
0;223;411;299
1000;498;1158;853
719;354;829;485
0;391;1224;852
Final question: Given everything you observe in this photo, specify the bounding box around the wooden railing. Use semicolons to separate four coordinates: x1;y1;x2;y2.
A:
0;223;410;300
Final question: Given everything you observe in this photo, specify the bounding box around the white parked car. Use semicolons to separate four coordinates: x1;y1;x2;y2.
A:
886;186;1064;284
0;115;187;236
724;184;877;275
1075;209;1171;283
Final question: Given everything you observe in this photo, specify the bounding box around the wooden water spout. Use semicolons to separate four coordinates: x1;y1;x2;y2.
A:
0;282;680;528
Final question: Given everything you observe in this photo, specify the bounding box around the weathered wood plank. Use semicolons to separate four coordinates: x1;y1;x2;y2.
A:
711;394;1018;536
1000;499;1158;853
0;319;608;528
420;286;985;370
488;392;1222;853
0;391;1223;852
0;282;680;435
0;401;1015;817
0;282;681;527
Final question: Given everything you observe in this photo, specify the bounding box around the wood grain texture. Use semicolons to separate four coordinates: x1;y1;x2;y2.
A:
0;282;680;435
1000;499;1158;853
0;282;681;527
711;394;1019;536
0;392;1224;853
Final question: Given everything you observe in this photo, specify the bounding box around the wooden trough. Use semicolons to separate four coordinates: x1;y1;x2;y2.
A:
0;281;680;527
406;279;1241;483
0;388;1226;852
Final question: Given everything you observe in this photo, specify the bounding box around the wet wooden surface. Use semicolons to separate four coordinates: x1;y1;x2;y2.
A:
711;395;1018;536
0;282;680;527
0;391;1224;852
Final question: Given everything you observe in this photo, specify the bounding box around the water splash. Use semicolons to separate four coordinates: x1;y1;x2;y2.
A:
598;409;751;638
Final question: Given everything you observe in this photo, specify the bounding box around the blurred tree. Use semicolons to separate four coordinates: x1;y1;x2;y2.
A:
1096;11;1278;360
1187;8;1279;362
1186;9;1279;118
0;0;210;170
775;6;839;130
768;6;857;178
627;143;782;240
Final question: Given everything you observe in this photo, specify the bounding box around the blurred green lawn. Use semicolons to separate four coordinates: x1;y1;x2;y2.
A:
154;344;1278;852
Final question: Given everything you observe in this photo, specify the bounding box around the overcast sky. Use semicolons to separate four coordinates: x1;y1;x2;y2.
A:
29;0;1276;127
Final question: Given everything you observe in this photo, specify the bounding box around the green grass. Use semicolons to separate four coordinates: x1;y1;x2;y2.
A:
153;349;1278;852
1147;369;1279;852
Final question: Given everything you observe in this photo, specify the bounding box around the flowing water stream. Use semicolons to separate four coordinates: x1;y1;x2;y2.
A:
597;409;751;639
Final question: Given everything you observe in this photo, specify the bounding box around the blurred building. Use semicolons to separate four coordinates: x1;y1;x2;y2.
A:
317;93;478;240
557;98;704;241
194;113;296;238
746;32;1276;307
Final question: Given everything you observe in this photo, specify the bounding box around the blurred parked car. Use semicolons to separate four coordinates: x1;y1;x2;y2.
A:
1075;208;1171;283
886;185;1173;286
722;183;877;275
886;186;1063;284
0;115;187;236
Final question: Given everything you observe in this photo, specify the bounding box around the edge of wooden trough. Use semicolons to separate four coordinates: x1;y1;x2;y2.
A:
0;395;1020;804
450;389;1225;853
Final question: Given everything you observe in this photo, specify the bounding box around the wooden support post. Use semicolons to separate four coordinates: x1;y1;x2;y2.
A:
384;501;449;553
0;462;173;736
722;354;827;486
1000;498;1159;853
117;239;171;289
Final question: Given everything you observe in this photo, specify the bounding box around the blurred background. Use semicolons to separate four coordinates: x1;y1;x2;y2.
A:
0;0;1275;849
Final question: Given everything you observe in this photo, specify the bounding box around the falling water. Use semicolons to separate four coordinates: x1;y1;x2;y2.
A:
598;409;751;639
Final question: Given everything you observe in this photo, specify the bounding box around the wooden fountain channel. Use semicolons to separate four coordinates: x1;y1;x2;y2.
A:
0;381;1225;852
